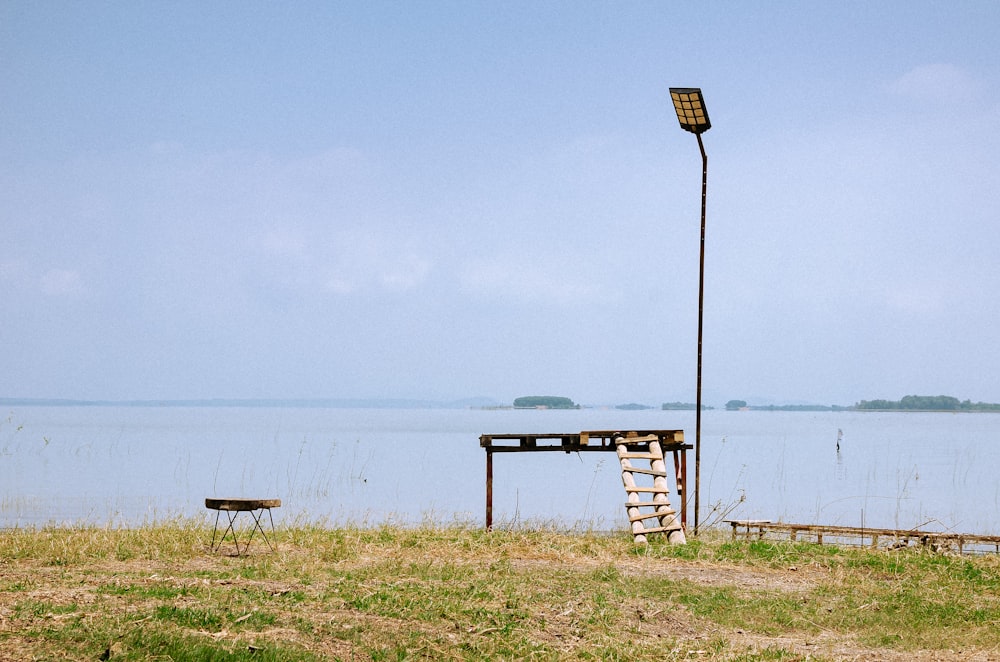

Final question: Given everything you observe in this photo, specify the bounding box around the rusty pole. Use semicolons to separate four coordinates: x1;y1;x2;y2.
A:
485;448;493;531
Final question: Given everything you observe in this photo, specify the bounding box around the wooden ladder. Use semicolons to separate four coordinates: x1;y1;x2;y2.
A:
615;433;686;544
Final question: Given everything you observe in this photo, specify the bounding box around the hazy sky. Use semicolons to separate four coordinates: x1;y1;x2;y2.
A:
3;2;999;406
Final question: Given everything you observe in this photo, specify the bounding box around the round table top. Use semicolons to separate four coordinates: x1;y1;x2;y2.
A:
205;498;281;511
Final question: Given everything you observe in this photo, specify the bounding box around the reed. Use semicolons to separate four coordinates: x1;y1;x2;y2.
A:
0;523;997;660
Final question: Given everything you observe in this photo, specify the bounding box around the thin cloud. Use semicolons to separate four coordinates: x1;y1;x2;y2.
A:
252;228;310;260
39;269;84;296
379;253;432;292
459;255;616;307
884;287;943;316
0;259;28;284
887;63;982;103
313;236;432;296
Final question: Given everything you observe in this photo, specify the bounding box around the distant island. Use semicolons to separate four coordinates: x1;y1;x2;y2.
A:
512;396;580;409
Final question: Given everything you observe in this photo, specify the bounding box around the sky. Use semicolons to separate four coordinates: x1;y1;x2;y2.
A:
2;2;999;407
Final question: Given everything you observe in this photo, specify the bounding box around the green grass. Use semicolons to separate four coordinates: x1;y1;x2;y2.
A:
1;523;999;660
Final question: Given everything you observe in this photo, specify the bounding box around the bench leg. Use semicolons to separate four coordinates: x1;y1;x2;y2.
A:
210;510;245;555
245;508;276;553
211;510;275;556
210;510;222;550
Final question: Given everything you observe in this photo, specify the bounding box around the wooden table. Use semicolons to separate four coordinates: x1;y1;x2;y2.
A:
205;498;281;555
479;430;689;530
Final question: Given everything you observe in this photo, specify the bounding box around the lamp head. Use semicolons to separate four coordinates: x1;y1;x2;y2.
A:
669;87;711;134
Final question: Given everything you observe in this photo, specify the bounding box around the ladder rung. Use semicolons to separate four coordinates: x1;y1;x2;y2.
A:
636;525;683;535
624;502;676;509
624;486;668;493
629;510;677;522
618;452;660;460
622;467;667;477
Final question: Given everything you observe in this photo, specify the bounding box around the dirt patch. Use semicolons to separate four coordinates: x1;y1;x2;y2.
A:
510;554;826;594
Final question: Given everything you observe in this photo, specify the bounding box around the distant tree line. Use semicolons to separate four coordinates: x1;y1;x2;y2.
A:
715;394;1000;412
724;400;849;411
855;395;1000;411
661;402;714;411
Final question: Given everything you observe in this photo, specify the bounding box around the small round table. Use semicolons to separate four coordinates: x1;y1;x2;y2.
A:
205;498;281;555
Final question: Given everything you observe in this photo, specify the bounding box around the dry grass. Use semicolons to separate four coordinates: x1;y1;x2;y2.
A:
2;522;1000;660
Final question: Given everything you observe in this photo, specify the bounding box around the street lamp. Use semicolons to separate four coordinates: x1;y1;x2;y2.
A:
669;87;710;536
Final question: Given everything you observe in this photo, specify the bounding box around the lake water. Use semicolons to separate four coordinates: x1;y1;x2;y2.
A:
2;406;999;535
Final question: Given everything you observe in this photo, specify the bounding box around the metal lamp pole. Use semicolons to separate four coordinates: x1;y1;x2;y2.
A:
669;87;711;536
694;130;707;537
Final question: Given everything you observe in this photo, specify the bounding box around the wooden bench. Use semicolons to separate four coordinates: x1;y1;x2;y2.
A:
724;519;772;540
206;498;281;556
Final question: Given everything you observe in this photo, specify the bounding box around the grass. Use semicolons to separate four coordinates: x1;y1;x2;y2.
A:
1;523;1000;660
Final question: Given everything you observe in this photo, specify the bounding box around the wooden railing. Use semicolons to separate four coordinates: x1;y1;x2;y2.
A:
725;519;1000;555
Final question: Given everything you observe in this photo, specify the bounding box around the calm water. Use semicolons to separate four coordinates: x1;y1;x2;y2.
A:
2;406;999;534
